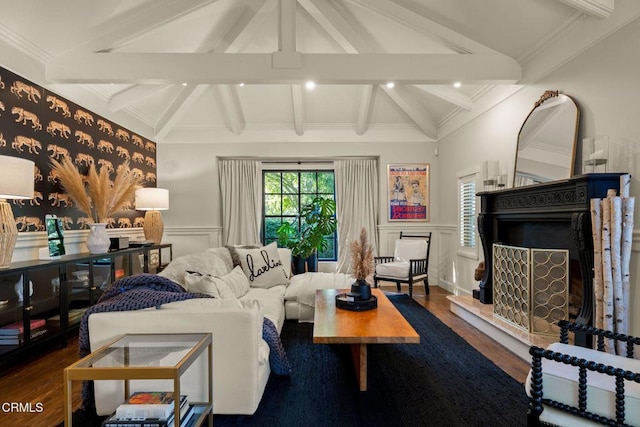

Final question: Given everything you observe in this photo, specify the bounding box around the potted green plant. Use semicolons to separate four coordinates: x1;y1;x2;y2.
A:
276;196;337;273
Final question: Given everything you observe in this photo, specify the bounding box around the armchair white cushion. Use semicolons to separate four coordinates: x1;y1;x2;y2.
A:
394;239;428;262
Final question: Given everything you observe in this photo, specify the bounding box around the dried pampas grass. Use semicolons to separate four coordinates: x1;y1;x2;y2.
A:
50;156;142;223
350;227;374;282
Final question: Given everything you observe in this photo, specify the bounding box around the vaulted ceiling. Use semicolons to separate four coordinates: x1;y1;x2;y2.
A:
0;0;629;144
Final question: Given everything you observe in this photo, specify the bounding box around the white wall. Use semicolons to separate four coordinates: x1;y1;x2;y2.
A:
437;17;640;335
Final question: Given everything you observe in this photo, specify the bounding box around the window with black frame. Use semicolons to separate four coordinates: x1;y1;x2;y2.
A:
263;170;337;261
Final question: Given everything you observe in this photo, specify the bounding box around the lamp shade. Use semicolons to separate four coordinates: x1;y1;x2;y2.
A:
0;155;34;199
135;188;169;211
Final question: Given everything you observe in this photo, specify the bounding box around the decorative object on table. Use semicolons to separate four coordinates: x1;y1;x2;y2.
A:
13;275;33;302
474;261;485;281
387;163;430;221
336;227;377;311
86;222;110;254
44;214;66;258
135;187;169;244
49;156;143;254
113;391;188;420
276;196;337;273
0;155;35;268
481;160;508;191
109;236;129;251
582;135;609;173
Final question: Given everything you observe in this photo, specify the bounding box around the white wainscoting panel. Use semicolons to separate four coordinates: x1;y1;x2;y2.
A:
164;227;223;258
437;226;457;293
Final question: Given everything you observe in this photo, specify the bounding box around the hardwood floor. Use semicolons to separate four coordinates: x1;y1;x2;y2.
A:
0;284;529;426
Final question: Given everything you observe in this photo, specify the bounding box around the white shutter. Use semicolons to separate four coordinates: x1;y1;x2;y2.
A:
459;180;476;248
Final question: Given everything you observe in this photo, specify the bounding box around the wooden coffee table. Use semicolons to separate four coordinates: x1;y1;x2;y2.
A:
313;288;419;391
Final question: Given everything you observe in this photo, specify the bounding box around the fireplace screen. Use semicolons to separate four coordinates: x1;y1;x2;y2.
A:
493;244;568;335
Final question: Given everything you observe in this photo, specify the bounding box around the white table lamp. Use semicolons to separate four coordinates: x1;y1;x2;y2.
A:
135;188;169;244
0;155;35;268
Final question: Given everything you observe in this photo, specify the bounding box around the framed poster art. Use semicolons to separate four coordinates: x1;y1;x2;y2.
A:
388;163;430;221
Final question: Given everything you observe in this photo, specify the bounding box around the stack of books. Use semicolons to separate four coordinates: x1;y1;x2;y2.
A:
0;319;46;345
48;308;87;328
102;392;194;427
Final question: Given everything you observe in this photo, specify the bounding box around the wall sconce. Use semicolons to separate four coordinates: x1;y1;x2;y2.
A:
0;155;35;268
135;188;169;245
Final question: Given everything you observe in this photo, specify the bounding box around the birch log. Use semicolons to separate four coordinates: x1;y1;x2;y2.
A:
621;197;635;337
610;196;624;354
601;196;615;353
620;174;631;198
590;198;604;331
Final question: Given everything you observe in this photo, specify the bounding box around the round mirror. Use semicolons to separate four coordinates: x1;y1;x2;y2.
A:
513;91;579;187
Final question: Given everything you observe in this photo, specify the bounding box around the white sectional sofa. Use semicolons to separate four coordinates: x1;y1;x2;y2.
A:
88;244;352;416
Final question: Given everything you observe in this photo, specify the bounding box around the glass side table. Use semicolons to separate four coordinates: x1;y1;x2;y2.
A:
63;333;213;427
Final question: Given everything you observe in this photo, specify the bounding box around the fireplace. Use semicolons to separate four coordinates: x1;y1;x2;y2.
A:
493;244;569;336
475;174;625;345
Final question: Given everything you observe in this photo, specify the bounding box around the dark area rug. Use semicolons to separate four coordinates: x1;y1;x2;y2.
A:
64;294;528;427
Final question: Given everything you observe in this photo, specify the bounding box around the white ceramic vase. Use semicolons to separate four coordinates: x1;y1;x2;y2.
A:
86;223;110;254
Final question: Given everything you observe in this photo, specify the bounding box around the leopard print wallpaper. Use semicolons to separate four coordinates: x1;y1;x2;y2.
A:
0;66;157;232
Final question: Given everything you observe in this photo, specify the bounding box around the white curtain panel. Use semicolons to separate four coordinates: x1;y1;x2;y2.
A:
335;159;379;273
219;159;262;245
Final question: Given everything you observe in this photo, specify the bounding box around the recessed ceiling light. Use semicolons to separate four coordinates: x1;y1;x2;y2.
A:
238;83;245;87
453;82;462;88
386;82;395;89
305;81;316;90
181;82;188;87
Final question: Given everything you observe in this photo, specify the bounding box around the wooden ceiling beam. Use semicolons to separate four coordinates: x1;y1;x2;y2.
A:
216;85;245;135
290;85;304;135
298;0;379;53
380;85;437;140
351;0;500;54
356;85;375;136
154;84;209;139
415;86;473;111
68;0;217;54
556;0;613;18
49;52;521;85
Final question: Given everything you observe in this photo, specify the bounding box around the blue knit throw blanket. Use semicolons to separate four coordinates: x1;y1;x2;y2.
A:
79;273;291;411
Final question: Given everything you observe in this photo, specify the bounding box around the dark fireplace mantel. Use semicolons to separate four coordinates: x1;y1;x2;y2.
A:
475;173;625;334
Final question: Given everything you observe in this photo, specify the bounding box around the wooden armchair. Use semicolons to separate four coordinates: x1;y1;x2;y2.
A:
527;320;640;426
373;231;431;297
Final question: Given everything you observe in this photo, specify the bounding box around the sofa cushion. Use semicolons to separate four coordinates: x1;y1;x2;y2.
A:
183;271;236;299
159;298;243;310
235;242;290;289
375;261;410;279
242;287;285;332
159;247;234;287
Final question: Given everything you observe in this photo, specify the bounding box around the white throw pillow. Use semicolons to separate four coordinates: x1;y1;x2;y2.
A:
235;242;290;288
183;271;236;299
223;266;251;298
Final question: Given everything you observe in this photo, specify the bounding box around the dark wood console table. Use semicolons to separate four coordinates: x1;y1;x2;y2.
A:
476;174;625;342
